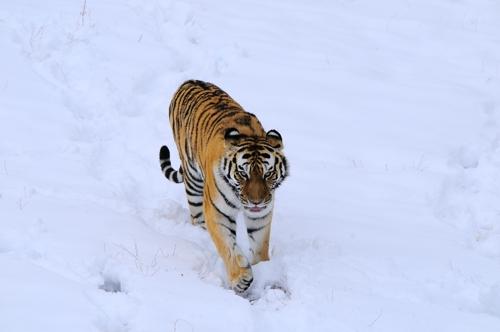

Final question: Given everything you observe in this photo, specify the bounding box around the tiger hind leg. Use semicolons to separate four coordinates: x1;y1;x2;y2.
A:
185;192;205;228
183;170;206;228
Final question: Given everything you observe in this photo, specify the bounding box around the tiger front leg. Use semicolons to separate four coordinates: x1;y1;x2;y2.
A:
244;211;273;265
203;193;253;293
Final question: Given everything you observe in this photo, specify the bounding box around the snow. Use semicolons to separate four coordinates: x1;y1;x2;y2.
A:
1;0;500;331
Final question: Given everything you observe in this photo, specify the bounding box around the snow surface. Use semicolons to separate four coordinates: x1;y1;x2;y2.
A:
1;0;500;331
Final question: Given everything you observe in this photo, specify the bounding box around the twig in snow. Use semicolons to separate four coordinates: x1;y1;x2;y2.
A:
80;0;87;26
113;242;161;276
367;309;383;327
29;25;45;55
173;319;194;332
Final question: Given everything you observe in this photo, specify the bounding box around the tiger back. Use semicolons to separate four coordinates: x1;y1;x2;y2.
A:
159;80;288;293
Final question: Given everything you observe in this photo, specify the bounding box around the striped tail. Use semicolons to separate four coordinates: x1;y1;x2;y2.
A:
159;145;183;183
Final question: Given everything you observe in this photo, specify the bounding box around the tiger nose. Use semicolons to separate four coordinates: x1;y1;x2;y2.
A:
249;198;264;205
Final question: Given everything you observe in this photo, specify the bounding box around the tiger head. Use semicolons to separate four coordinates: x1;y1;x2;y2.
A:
220;128;288;216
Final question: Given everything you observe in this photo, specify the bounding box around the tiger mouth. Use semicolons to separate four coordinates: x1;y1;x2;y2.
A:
245;206;266;213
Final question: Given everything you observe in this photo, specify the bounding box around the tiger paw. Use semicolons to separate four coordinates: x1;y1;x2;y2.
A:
230;255;253;293
232;267;254;293
191;218;206;229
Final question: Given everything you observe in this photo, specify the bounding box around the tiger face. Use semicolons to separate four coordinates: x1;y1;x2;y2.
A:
220;128;288;216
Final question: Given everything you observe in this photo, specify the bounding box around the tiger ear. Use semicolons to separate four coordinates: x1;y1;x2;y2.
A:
266;129;283;149
224;128;241;140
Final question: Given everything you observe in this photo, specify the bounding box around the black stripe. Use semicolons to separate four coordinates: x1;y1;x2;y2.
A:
165;168;174;178
187;162;202;181
239;277;253;285
221;172;239;194
173;172;181;183
160;160;171;169
185;188;202;196
197;98;221;133
247;224;267;234
209;197;236;224
192;97;215;147
236;145;252;153
246;211;271;221
215;182;238;209
195;105;217;139
207;110;239;139
187;178;203;191
192;211;203;219
191;178;204;188
186;169;200;182
184;140;190;160
185;179;203;194
188;200;203;207
217;222;236;237
235;277;253;292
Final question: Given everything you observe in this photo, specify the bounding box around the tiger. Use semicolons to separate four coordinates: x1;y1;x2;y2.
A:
159;80;288;293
